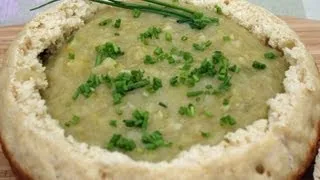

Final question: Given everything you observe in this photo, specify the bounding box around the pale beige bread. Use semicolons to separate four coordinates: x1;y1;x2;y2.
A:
1;0;320;179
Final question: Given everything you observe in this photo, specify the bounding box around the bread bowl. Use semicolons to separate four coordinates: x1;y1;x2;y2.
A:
1;0;320;179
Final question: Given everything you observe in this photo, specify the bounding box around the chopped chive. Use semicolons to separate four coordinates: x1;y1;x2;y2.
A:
32;0;219;30
65;115;80;127
165;32;173;42
181;36;188;41
139;26;162;45
223;35;231;42
201;131;210;138
132;9;142;18
187;90;204;97
252;61;267;70
215;5;223;15
114;19;121;28
158;102;168;108
193;40;212;51
223;98;229;106
146;77;162;93
123;109;149;130
170;76;179;86
99;18;112;26
264;52;277;59
167;56;176;64
106;134;136;152
229;64;240;73
179;104;195;117
95;42;124;66
195;97;201;102
154;47;164;56
220;115;236;126
68;52;75;60
142;130;172;150
144;55;157;64
114;32;120;36
72;74;102;99
109;120;117;127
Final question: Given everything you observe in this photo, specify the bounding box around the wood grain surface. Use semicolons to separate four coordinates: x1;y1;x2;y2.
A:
0;17;319;179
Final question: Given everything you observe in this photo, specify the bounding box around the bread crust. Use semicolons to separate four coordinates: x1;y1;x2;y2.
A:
1;0;320;179
0;135;32;180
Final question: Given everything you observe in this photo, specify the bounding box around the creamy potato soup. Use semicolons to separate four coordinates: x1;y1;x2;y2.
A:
42;2;288;162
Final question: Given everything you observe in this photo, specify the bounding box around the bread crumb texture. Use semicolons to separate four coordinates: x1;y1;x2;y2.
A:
1;0;320;179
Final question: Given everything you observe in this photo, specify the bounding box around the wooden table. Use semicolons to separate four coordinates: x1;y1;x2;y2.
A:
0;17;319;179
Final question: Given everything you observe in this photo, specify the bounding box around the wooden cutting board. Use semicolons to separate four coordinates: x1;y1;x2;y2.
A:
0;17;319;179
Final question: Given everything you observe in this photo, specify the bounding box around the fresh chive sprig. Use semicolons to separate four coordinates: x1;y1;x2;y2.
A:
31;0;219;30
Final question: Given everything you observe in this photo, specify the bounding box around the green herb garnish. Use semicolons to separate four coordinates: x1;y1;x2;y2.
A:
264;52;277;59
181;36;188;41
109;120;117;127
223;35;231;42
187;90;204;97
99;18;112;26
180;58;216;87
223;98;229;106
92;0;219;30
142;131;171;150
144;55;157;64
147;77;163;93
123;110;149;130
179;103;195;117
220;115;236;126
158;102;168;108
95;42;124;66
68;52;75;60
167;56;176;64
201;131;210;138
165;32;173;42
114;18;122;28
193;40;212;51
32;0;219;30
153;47;164;56
215;5;223;15
252;61;267;70
228;64;240;73
73;74;102;100
170;76;179;86
114;32;120;36
107;70;151;104
65;115;80;127
132;9;142;18
106;134;136;152
139;26;162;45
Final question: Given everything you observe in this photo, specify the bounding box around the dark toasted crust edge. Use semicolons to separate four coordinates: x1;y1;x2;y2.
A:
291;120;320;179
0;135;32;180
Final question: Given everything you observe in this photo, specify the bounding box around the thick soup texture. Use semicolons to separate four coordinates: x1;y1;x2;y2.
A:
42;3;288;162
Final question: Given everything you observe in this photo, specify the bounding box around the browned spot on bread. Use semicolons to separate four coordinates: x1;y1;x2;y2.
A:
255;164;265;174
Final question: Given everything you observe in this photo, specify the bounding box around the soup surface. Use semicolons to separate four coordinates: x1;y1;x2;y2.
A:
42;2;288;162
